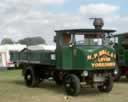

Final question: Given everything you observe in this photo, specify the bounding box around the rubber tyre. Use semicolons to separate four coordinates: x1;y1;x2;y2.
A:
24;66;40;87
113;67;121;81
64;74;80;96
98;75;113;93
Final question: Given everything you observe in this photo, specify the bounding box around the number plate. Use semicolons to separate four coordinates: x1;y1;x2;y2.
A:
93;74;105;82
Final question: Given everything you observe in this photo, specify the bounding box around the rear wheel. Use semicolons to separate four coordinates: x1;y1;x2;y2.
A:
24;66;40;87
64;74;80;96
98;75;113;93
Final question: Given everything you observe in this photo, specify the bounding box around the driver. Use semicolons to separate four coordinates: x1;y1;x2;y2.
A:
63;33;71;44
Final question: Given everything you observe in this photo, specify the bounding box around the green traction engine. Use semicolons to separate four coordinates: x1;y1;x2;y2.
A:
10;18;116;96
111;33;128;81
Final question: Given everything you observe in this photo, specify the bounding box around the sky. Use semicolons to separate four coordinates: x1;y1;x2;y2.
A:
0;0;128;44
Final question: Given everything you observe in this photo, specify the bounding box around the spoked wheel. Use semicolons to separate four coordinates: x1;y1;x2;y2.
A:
24;66;40;87
113;67;121;81
64;74;80;96
98;75;113;93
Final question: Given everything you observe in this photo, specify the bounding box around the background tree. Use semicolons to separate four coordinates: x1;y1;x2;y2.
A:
18;36;46;46
1;38;14;45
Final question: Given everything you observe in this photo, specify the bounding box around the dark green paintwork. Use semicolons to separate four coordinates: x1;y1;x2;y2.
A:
11;49;55;66
55;29;116;70
113;33;128;67
10;28;116;71
58;45;116;70
10;51;20;62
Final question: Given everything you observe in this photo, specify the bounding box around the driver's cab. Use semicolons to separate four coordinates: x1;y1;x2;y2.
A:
55;18;116;70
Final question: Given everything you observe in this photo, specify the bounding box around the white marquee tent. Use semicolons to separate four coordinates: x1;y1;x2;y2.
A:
0;44;26;69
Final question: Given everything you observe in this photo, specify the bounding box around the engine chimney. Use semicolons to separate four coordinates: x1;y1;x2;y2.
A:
90;18;104;29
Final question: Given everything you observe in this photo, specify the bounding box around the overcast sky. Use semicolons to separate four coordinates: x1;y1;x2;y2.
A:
0;0;128;44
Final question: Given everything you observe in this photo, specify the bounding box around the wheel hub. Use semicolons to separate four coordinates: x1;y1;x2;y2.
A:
66;83;70;87
27;75;31;80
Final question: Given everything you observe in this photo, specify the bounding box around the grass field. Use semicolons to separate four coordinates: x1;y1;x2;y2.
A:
0;70;128;102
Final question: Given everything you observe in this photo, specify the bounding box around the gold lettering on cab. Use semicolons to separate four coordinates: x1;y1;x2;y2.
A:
86;49;116;68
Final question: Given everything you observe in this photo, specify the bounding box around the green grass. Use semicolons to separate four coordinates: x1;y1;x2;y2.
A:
0;70;128;102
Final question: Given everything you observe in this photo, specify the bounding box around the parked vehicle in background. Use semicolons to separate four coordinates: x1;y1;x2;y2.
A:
0;44;26;70
10;18;116;96
112;33;128;81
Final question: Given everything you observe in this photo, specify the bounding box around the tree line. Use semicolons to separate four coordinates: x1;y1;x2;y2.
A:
1;37;46;46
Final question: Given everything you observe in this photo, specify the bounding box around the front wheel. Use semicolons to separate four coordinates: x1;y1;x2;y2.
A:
64;74;80;96
98;75;113;93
